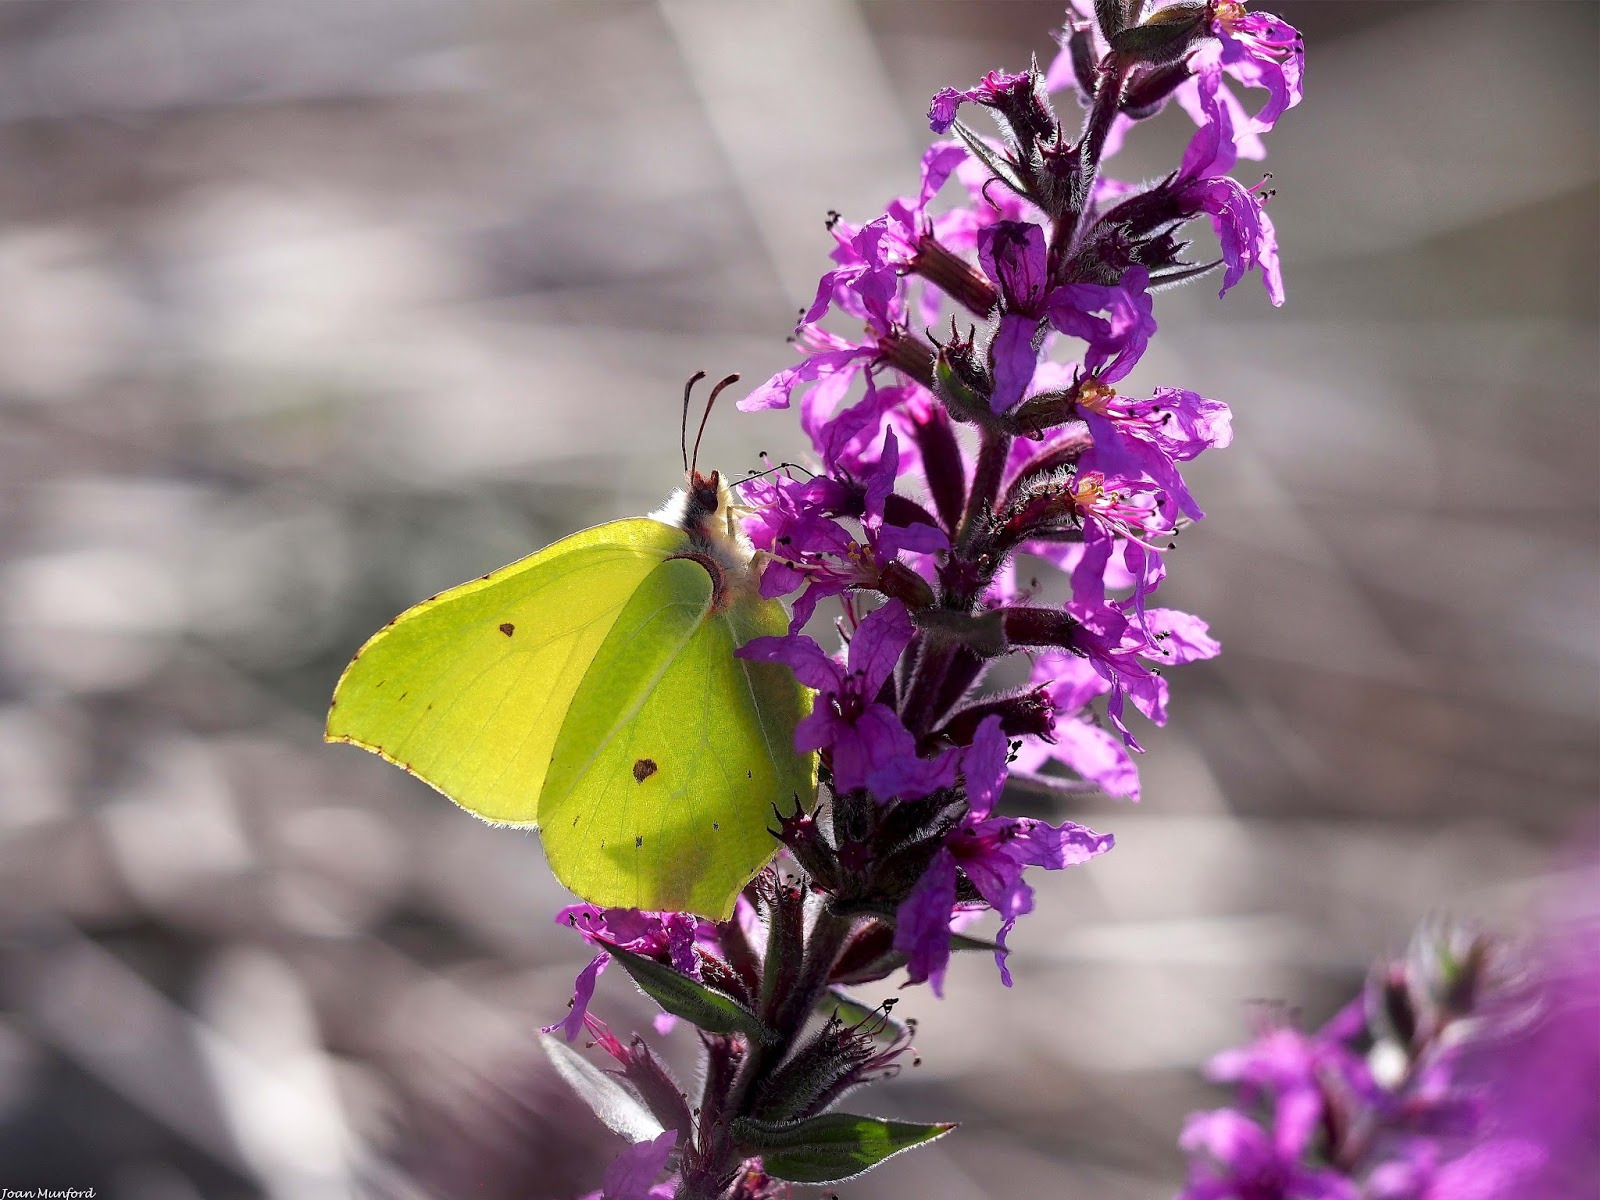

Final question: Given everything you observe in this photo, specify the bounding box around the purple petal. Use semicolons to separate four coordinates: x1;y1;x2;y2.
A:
876;519;950;559
893;850;959;996
848;599;915;698
736;632;841;692
977;220;1049;314
964;715;1009;818
739;345;870;412
547;951;609;1043
989;313;1041;413
601;1130;677;1200
927;87;965;135
1143;608;1221;665
1039;717;1141;801
867;734;962;801
916;142;970;212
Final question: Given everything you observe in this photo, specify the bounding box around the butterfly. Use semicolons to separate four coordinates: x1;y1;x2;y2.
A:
325;373;816;919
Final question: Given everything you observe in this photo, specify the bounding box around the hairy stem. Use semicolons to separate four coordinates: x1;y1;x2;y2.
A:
681;902;857;1199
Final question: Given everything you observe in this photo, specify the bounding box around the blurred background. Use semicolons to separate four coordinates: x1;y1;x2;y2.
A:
0;1;1594;1197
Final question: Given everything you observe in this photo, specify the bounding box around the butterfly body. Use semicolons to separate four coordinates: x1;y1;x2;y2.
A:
326;470;815;918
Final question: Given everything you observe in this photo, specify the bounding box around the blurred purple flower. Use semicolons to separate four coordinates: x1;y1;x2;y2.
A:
1178;1108;1357;1200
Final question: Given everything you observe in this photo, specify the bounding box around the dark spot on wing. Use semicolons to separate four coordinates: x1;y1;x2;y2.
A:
746;770;752;779
633;758;658;783
499;623;515;637
712;822;719;831
635;836;643;848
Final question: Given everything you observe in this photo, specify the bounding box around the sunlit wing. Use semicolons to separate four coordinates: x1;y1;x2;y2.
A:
325;518;686;824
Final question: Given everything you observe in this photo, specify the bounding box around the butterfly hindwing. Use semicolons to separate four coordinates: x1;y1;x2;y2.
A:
539;560;815;918
325;518;686;823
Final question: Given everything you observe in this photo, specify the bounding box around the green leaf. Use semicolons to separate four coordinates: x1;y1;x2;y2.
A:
540;1034;664;1143
733;1112;956;1184
605;943;776;1044
819;988;909;1044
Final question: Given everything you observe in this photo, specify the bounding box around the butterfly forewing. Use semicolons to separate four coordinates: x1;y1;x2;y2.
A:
325;518;685;823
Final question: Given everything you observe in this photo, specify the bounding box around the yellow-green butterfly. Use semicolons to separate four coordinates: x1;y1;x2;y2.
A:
326;374;815;919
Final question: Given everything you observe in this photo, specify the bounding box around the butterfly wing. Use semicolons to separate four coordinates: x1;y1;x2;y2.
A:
539;559;815;918
325;518;686;823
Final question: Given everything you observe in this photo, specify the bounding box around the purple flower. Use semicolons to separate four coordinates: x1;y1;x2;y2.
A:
1046;535;1220;750
1010;650;1142;800
802;142;971;330
1076;379;1233;520
894;815;1113;996
740;429;946;628
1206;1015;1373;1160
1173;63;1284;304
739;599;960;800
1367;1141;1548;1200
928;69;1034;134
740;325;880;416
1211;2;1305;139
976;221;1051;412
896;716;1113;995
1178;1108;1358;1200
1046;267;1158;384
543;906;707;1042
977;220;1050;316
1451;911;1600;1198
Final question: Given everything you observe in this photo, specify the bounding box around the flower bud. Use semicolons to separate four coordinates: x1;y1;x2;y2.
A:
1110;2;1212;66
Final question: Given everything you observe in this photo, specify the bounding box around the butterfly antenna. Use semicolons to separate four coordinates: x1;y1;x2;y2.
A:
692;372;740;476
680;370;707;475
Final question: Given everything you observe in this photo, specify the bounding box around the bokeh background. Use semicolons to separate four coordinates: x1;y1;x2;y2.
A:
0;1;1595;1197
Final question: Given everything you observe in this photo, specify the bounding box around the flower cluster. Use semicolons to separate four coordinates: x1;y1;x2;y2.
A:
1178;918;1599;1200
549;2;1306;1195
